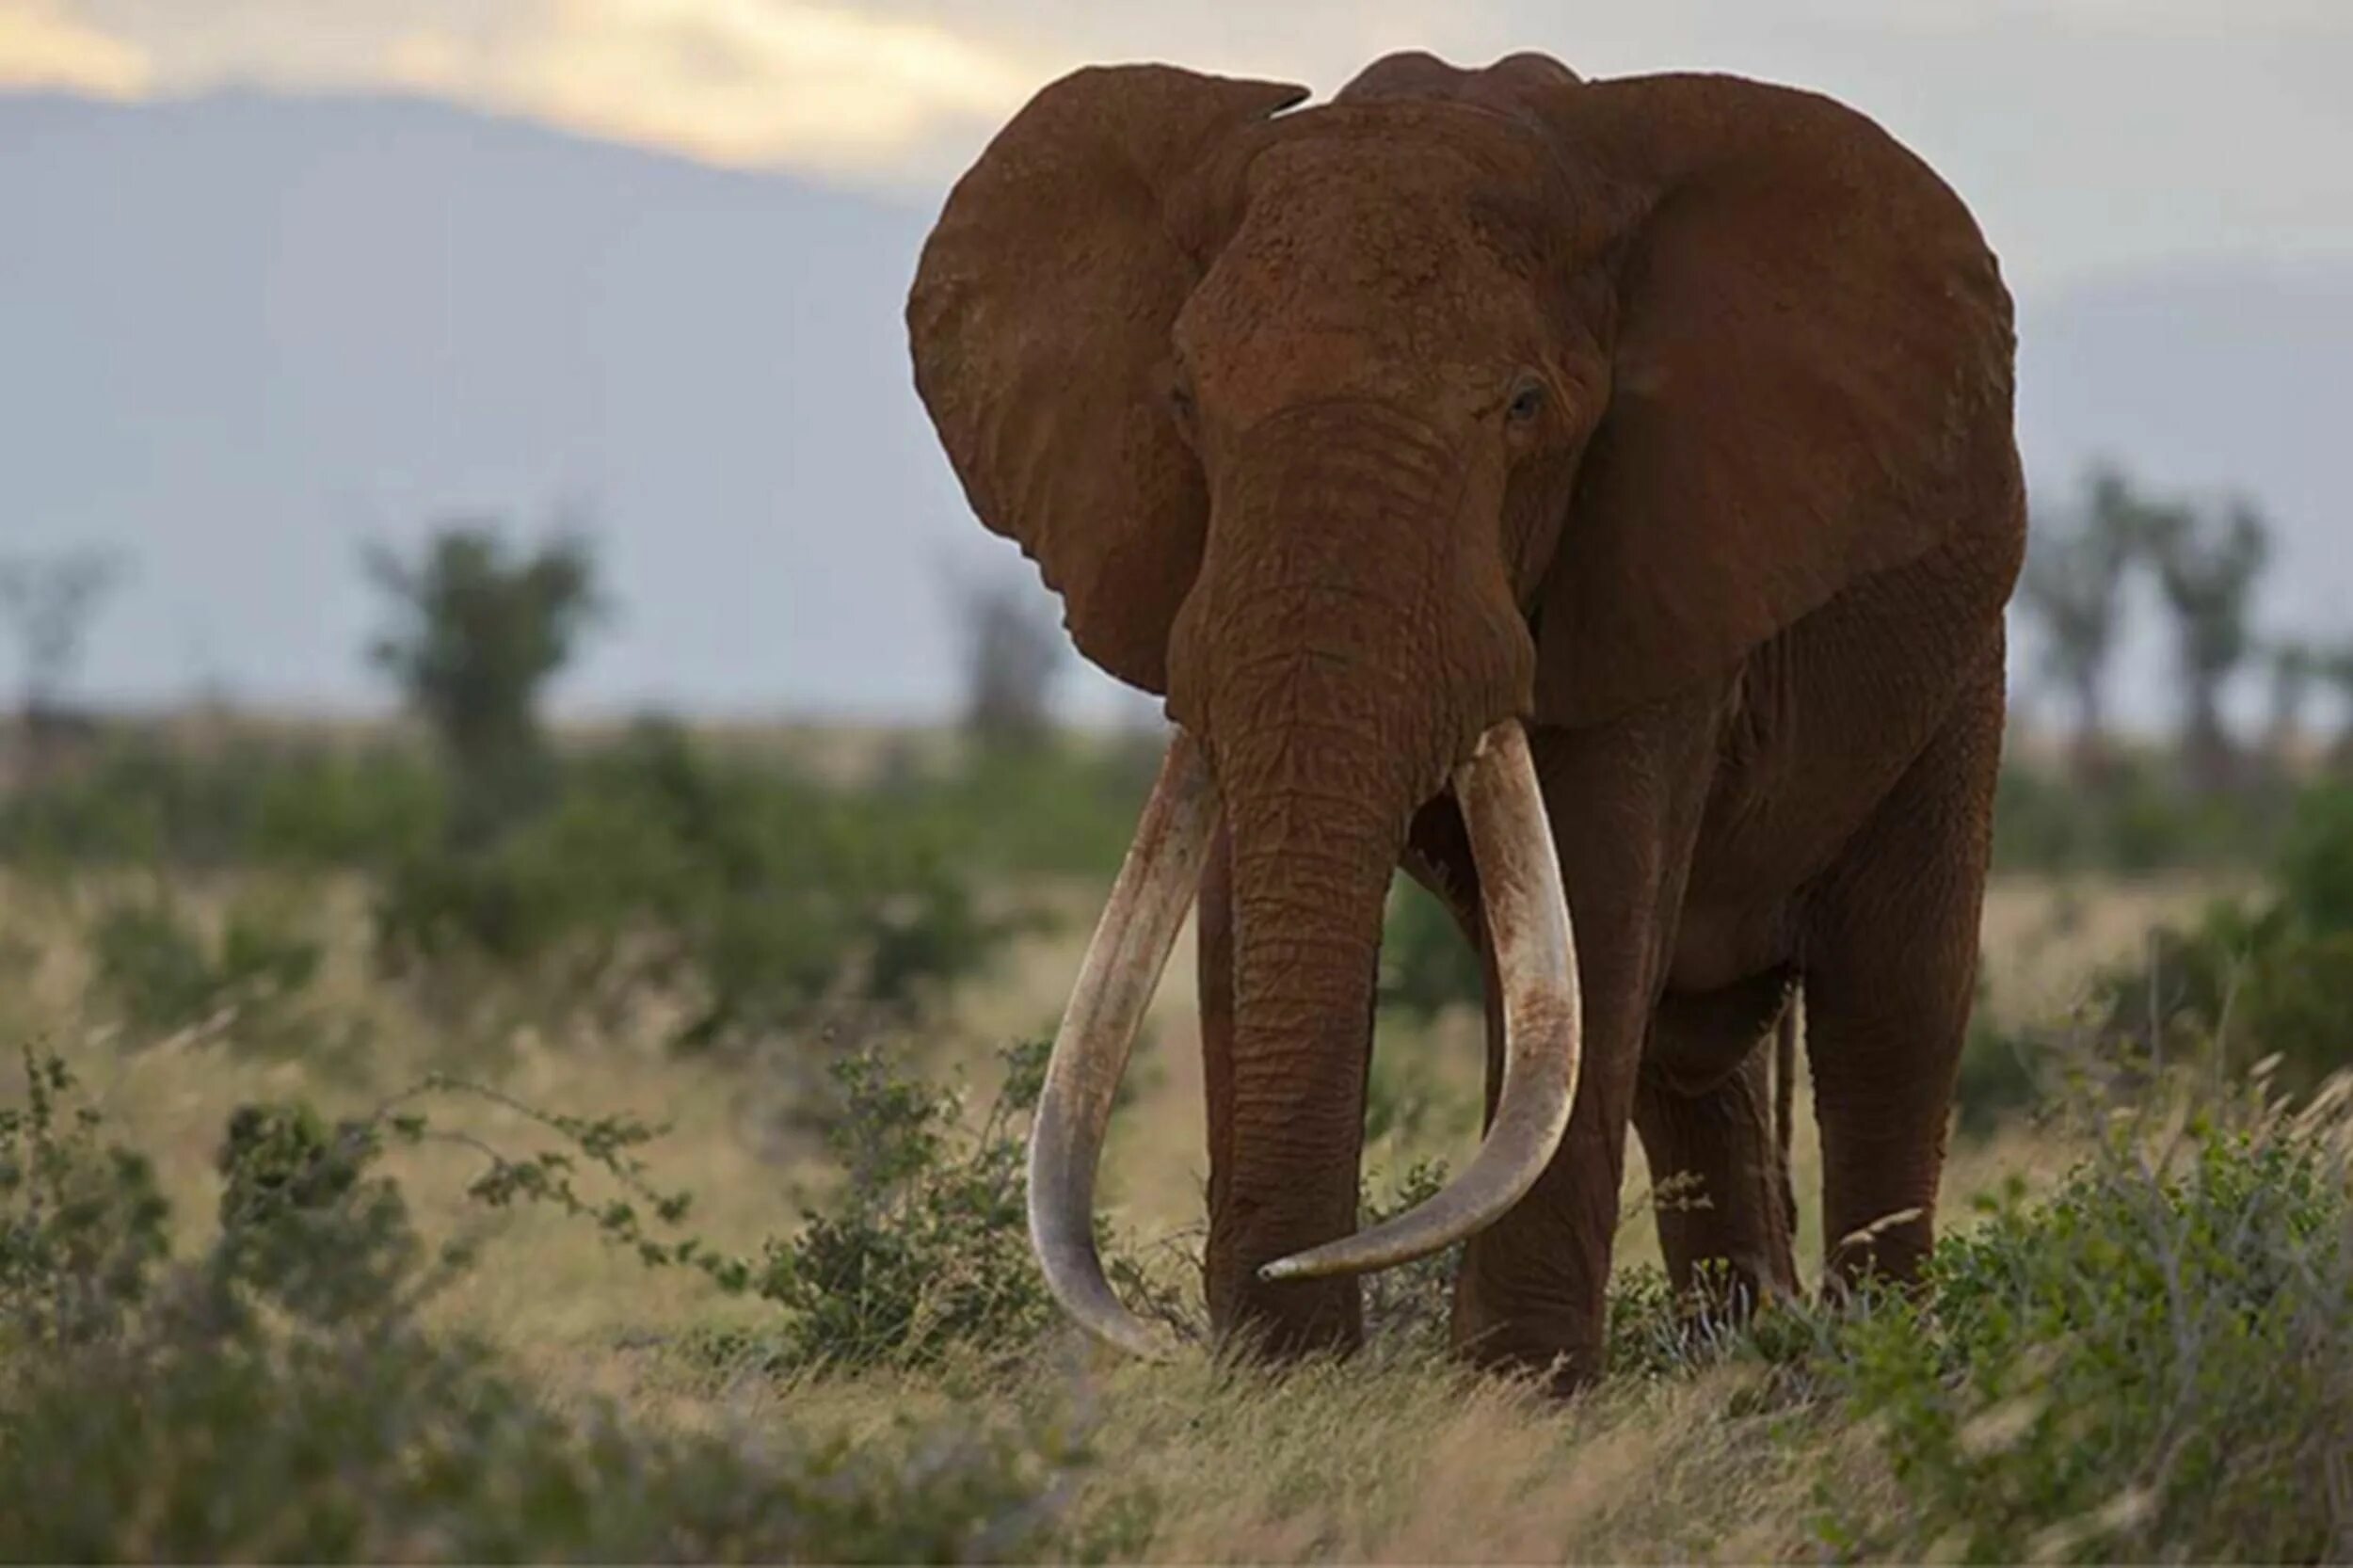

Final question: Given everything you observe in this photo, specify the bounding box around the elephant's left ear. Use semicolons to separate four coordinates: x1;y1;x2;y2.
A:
1523;73;2022;726
907;66;1310;696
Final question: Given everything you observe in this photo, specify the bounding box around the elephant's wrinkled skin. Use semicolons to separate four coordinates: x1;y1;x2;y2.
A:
906;49;2025;1389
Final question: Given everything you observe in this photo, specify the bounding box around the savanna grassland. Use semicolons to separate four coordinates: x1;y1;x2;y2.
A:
6;701;2353;1563
6;501;2353;1562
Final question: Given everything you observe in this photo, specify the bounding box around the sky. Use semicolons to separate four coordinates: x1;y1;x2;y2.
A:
0;1;2345;728
5;0;2350;294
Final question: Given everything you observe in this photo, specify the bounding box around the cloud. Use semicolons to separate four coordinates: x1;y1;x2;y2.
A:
26;0;2353;285
384;0;1042;179
0;0;151;95
63;0;1494;179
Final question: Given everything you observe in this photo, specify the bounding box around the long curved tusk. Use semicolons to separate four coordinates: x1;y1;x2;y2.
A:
1258;719;1582;1282
1028;729;1222;1359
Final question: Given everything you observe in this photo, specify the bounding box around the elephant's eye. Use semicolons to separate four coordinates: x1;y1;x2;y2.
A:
1505;379;1548;424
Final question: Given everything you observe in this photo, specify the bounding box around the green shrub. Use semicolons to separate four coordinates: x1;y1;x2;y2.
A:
2229;928;2353;1093
2087;901;2345;1095
1377;875;1483;1025
211;1099;434;1323
2063;781;2353;1101
1951;964;2061;1139
247;744;447;867
746;1039;1182;1371
1957;779;2353;1124
0;1048;1128;1562
375;722;1032;1051
3;1335;1105;1564
85;898;217;1036
1353;1160;1737;1380
0;734;444;872
83;891;350;1066
1952;1020;2052;1140
1356;1158;1458;1349
1601;1262;1688;1378
2275;781;2353;933
1990;755;2287;875
1362;1035;1479;1156
1819;1084;2353;1562
0;1048;171;1352
903;733;1162;881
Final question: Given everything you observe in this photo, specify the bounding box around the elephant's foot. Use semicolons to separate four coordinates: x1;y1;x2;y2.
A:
1437;1110;1625;1397
1822;1225;1935;1298
1206;1263;1363;1362
1204;1201;1366;1360
1446;1254;1608;1396
1448;1309;1603;1397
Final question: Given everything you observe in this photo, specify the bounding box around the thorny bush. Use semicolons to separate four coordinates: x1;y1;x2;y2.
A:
0;1047;1142;1562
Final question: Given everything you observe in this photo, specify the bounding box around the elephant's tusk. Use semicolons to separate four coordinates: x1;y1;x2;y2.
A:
1027;728;1222;1360
1259;719;1582;1283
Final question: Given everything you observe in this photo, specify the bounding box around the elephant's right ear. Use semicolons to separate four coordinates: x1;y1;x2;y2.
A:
907;66;1309;695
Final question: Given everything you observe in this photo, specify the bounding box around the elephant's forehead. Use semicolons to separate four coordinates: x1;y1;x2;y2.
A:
1238;130;1553;277
1176;155;1548;405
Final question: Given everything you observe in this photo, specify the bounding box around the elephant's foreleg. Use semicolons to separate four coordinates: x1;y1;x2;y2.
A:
1449;707;1720;1391
1198;820;1240;1263
1631;973;1802;1316
1802;650;2004;1288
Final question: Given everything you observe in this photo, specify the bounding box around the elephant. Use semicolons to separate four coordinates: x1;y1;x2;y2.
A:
905;48;2025;1390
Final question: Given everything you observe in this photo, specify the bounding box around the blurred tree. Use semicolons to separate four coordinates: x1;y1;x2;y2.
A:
2266;640;2321;763
365;519;605;842
2316;646;2353;775
0;547;124;781
955;576;1064;752
2016;465;2152;783
2142;497;2270;796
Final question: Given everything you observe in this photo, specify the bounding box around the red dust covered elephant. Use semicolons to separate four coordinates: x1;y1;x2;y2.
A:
904;50;2025;1391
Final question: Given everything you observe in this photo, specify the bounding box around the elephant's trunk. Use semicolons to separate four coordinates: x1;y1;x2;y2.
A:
1203;693;1409;1348
1179;401;1474;1347
1257;722;1581;1284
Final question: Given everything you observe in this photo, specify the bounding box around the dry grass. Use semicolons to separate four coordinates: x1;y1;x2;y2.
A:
1073;1357;1830;1562
0;865;2231;1561
737;1349;1852;1563
1977;870;2251;1026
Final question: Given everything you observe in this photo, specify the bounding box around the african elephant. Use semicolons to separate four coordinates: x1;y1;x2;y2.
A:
905;50;2024;1390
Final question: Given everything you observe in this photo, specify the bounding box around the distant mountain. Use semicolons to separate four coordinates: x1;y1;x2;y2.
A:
0;88;1032;721
2;89;2344;726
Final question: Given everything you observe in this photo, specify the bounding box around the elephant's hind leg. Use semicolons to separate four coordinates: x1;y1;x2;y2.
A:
1632;970;1802;1314
1802;652;2005;1289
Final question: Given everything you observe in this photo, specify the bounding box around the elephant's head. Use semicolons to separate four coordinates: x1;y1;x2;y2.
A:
906;52;2015;1354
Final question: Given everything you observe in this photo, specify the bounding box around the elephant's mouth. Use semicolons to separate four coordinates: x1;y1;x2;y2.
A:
1026;718;1584;1359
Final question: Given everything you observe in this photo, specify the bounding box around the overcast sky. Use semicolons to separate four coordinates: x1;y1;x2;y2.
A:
6;0;2349;293
2;1;2345;728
